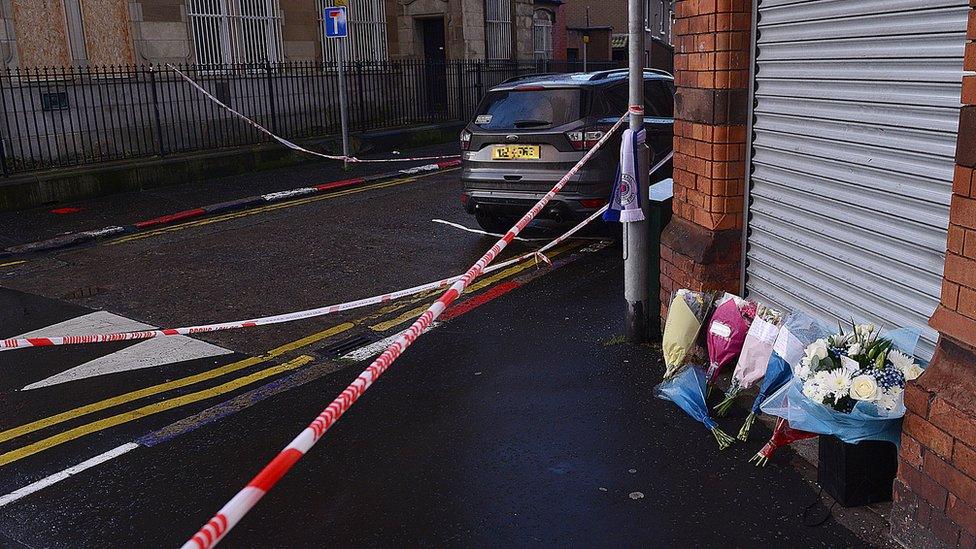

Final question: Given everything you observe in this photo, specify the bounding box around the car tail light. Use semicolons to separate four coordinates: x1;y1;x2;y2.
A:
566;126;612;150
579;198;607;209
460;129;471;151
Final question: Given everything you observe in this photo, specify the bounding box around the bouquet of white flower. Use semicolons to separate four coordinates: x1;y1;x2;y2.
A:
761;321;925;445
796;323;922;413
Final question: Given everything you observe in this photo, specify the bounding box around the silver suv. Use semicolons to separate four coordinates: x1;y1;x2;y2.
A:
459;69;674;232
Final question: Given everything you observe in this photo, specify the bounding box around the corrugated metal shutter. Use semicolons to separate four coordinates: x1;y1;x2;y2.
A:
745;0;971;359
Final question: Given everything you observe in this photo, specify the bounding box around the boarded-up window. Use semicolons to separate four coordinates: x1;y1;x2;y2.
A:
11;0;71;67
80;0;135;65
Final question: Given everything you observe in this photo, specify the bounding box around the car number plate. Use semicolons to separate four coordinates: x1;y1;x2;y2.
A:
492;145;540;160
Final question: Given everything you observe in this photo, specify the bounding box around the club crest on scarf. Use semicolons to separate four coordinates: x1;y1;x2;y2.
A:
603;128;646;223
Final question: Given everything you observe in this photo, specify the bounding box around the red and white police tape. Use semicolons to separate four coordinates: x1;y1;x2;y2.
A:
179;113;628;548
0;149;675;351
0;205;607;351
169;65;460;165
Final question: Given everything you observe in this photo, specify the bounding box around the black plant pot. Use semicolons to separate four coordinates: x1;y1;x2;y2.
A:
817;435;899;507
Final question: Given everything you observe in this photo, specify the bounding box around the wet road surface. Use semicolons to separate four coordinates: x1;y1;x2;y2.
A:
0;154;875;547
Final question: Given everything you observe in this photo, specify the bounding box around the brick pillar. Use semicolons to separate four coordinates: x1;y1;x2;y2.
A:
660;0;750;316
890;7;976;548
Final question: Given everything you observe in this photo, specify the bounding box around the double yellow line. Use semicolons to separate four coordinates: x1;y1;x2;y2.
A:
0;323;355;466
0;237;584;467
0;169;465;465
0;289;439;462
0;355;316;466
110;172;446;245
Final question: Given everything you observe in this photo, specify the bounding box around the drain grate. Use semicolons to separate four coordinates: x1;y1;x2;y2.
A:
62;286;108;299
313;332;376;359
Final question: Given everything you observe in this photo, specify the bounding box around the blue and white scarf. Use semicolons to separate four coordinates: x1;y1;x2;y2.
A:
603;128;645;223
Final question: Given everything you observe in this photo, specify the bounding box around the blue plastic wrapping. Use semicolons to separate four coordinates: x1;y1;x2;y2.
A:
760;379;903;445
654;366;717;431
751;355;792;414
749;311;830;414
760;327;924;445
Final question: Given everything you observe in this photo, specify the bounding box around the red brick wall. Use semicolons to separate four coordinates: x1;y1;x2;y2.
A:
552;4;568;62
660;0;751;317
891;4;976;548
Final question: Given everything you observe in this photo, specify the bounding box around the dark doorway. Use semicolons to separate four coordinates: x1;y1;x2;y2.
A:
421;17;448;114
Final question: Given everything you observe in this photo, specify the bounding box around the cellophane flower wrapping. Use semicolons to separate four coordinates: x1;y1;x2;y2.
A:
738;311;830;441
757;418;817;462
750;311;830;415
761;325;923;445
654;366;718;431
654;365;734;448
662;290;715;379
713;304;783;417
731;305;784;393
705;294;756;385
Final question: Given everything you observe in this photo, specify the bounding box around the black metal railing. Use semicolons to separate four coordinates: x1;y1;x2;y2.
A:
0;59;625;175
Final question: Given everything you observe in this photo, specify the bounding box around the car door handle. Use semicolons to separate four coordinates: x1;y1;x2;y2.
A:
504;175;523;181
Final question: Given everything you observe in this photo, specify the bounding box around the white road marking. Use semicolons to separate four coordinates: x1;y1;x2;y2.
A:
0;442;139;507
14;311;232;390
340;323;439;362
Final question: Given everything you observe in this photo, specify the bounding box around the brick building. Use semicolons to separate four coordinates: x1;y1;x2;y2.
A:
663;0;976;546
560;0;673;69
0;0;570;67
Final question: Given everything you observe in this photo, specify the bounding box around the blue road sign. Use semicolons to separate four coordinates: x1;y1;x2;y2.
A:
324;7;348;38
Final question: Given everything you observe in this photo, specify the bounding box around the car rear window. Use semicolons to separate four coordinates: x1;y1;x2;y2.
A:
474;88;582;130
592;81;675;118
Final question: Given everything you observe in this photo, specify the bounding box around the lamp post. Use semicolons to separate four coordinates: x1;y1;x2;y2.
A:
623;0;651;342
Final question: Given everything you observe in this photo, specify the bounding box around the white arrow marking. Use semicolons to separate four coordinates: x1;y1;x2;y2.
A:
14;311;232;390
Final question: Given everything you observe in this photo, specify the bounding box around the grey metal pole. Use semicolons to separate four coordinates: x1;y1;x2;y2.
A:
624;0;651;342
337;39;351;170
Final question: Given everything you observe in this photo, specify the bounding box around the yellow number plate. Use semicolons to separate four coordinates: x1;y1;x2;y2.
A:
492;145;540;160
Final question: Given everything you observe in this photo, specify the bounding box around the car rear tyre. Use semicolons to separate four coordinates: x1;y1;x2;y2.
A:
474;209;514;234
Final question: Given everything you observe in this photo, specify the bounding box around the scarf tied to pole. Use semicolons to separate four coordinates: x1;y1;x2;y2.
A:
603;127;646;223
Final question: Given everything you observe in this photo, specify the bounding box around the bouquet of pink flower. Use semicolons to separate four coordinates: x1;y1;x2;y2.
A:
704;294;756;391
713;304;784;417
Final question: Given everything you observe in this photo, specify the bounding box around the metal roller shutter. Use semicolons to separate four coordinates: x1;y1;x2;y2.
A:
744;0;971;359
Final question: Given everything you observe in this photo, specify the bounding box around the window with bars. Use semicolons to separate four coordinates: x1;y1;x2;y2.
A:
317;0;389;63
485;0;512;60
188;0;283;65
532;10;553;61
644;0;673;43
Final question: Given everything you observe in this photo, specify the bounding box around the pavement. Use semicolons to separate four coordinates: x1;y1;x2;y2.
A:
0;147;886;547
